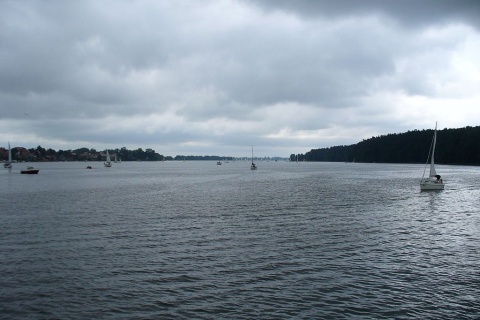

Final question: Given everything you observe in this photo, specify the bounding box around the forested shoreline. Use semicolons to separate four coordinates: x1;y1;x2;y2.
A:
0;146;167;162
0;145;240;162
292;126;480;165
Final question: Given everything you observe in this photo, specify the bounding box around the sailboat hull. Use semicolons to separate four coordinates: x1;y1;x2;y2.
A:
20;168;39;174
420;180;445;190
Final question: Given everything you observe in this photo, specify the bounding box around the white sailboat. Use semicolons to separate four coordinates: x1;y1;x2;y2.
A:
104;150;112;167
420;122;444;190
250;146;257;170
4;142;12;169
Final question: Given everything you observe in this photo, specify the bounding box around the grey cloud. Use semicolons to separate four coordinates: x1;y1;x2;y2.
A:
247;0;480;29
1;0;479;156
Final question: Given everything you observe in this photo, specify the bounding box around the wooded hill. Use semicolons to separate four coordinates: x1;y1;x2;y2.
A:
298;126;480;165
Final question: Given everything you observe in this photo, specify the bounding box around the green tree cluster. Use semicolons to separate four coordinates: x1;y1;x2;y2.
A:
302;126;480;165
0;146;165;162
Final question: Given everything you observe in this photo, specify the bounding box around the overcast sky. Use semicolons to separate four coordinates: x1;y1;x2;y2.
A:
1;0;479;157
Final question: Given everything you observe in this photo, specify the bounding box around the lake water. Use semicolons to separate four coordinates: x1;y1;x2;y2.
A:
1;161;479;319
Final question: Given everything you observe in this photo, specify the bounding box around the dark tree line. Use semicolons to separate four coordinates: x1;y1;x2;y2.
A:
295;126;480;165
113;147;164;161
173;155;235;161
0;146;166;162
1;145;241;162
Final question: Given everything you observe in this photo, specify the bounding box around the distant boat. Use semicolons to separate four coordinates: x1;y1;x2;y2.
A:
217;161;222;165
250;146;257;170
3;142;12;169
420;122;445;190
104;150;112;167
20;166;39;174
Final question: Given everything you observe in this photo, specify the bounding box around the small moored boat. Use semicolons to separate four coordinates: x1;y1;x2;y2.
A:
21;166;39;174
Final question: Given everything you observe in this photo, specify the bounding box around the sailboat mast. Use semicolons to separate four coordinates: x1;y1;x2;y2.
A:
8;142;12;162
431;126;436;164
429;122;438;178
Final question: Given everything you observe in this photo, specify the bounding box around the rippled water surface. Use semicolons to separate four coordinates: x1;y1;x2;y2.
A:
1;161;479;319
